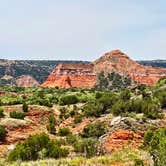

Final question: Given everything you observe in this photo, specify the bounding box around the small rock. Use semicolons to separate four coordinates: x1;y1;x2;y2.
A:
110;116;122;126
8;144;15;151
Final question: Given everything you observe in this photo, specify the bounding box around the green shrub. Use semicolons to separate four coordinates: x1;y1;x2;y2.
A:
59;107;70;119
9;111;25;119
74;114;83;124
130;98;143;113
46;140;69;159
59;95;78;105
120;89;131;101
81;122;107;138
134;159;144;166
8;133;69;161
83;102;104;117
98;92;119;110
0;108;4;118
46;114;57;135
83;93;122;117
155;91;166;108
0;125;7;141
142;99;162;119
143;130;154;146
143;128;166;166
73;138;98;157
66;134;78;145
22;102;28;112
95;92;103;99
58;127;71;136
111;100;131;116
39;98;53;107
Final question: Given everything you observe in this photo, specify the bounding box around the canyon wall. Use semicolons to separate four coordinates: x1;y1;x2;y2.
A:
41;64;96;88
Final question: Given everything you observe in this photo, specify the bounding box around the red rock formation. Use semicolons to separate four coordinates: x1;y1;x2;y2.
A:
42;50;166;88
16;75;39;87
41;64;96;88
93;50;166;85
103;129;142;153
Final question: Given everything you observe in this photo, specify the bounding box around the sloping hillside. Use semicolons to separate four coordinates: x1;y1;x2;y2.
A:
0;59;89;86
93;50;166;85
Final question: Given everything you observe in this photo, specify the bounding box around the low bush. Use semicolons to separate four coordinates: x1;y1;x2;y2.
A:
0;125;7;141
66;134;78;145
155;91;166;108
59;95;78;105
9;111;25;120
0;108;4;118
143;128;166;166
8;133;69;161
120;89;131;101
95;92;103;99
22;102;28;112
111;97;162;119
59;107;70;119
74;114;83;124
134;159;144;166
58;127;71;136
142;98;162;119
98;92;119;110
81;121;107;138
46;114;57;135
73;138;98;157
83;102;104;117
111;100;131;116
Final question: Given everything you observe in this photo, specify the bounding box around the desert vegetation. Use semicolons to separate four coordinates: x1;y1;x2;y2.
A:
0;78;166;165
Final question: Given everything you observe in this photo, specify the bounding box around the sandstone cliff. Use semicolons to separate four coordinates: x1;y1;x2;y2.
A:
41;64;96;88
93;50;166;85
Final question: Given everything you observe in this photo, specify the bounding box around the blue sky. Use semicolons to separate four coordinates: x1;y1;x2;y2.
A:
0;0;166;60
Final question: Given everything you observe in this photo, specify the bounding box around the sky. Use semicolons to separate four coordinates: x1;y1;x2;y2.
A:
0;0;166;61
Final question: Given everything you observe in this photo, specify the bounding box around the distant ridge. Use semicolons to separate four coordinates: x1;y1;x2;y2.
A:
0;52;166;87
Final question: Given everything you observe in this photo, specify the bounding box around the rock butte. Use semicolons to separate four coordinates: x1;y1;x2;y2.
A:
41;64;96;88
41;50;166;88
93;50;166;85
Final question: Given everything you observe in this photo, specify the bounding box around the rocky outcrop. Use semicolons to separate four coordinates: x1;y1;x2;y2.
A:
102;129;142;153
41;64;96;88
99;116;162;154
93;50;166;85
15;75;39;87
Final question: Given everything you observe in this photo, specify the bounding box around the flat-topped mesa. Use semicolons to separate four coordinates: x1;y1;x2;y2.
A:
41;63;96;88
93;50;166;85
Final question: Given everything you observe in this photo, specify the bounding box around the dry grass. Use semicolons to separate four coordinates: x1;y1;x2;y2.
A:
0;147;152;166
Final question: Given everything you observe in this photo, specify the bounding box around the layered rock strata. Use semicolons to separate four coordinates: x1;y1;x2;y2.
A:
93;50;166;85
41;64;96;88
